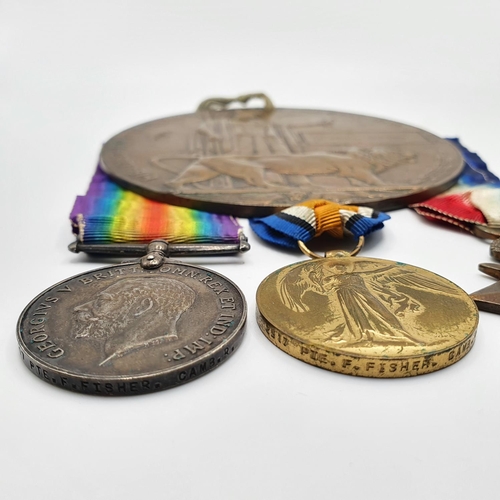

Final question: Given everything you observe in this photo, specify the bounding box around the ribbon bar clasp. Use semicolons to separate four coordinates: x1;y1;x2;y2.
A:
68;234;250;257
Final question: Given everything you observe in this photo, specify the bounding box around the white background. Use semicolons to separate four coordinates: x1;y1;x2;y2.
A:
2;1;500;499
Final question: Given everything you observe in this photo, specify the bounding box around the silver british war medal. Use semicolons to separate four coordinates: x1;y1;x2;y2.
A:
18;241;247;395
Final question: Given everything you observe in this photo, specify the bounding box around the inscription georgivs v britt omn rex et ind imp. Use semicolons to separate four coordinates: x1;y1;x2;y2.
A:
17;261;246;395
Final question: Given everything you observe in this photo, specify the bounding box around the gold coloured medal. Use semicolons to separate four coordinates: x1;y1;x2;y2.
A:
256;241;478;378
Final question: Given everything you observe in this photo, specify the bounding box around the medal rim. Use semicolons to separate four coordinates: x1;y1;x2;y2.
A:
99;108;464;216
17;261;247;392
256;256;479;377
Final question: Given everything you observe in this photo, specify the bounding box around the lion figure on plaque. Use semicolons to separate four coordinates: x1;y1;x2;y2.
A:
161;148;416;193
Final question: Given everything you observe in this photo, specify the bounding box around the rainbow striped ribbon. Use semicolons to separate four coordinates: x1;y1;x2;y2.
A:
70;167;242;244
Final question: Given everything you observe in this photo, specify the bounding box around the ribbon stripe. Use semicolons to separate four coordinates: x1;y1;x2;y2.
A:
70;167;242;245
411;138;500;234
249;199;390;248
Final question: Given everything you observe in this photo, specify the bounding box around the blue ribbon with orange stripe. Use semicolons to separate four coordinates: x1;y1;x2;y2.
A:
249;199;390;249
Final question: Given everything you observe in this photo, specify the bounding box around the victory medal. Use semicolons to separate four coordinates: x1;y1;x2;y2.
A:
253;200;479;378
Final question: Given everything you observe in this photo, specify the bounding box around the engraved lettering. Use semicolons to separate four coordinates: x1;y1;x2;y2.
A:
45;297;59;303
173;349;186;360
30;325;45;334
278;332;289;346
461;339;471;354
93;383;102;392
199;362;207;373
32;333;48;342
47;348;64;358
93;273;108;280
79;277;93;285
60;377;68;386
130;382;139;392
179;371;187;381
172;267;188;275
141;380;150;389
43;370;50;380
29;317;45;325
342;359;352;368
37;340;56;352
117;383;127;392
216;313;234;327
211;325;227;335
207;281;222;289
183;342;205;354
220;296;235;309
199;275;213;284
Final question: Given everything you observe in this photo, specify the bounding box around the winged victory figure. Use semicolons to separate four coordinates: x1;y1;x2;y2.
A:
276;257;462;347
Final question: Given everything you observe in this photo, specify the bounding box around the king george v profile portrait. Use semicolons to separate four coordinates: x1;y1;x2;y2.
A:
71;277;196;366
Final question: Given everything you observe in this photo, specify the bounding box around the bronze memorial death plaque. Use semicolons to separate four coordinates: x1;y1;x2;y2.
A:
100;101;464;217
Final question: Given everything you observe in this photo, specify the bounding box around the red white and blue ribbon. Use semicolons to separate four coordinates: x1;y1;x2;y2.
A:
411;138;500;235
